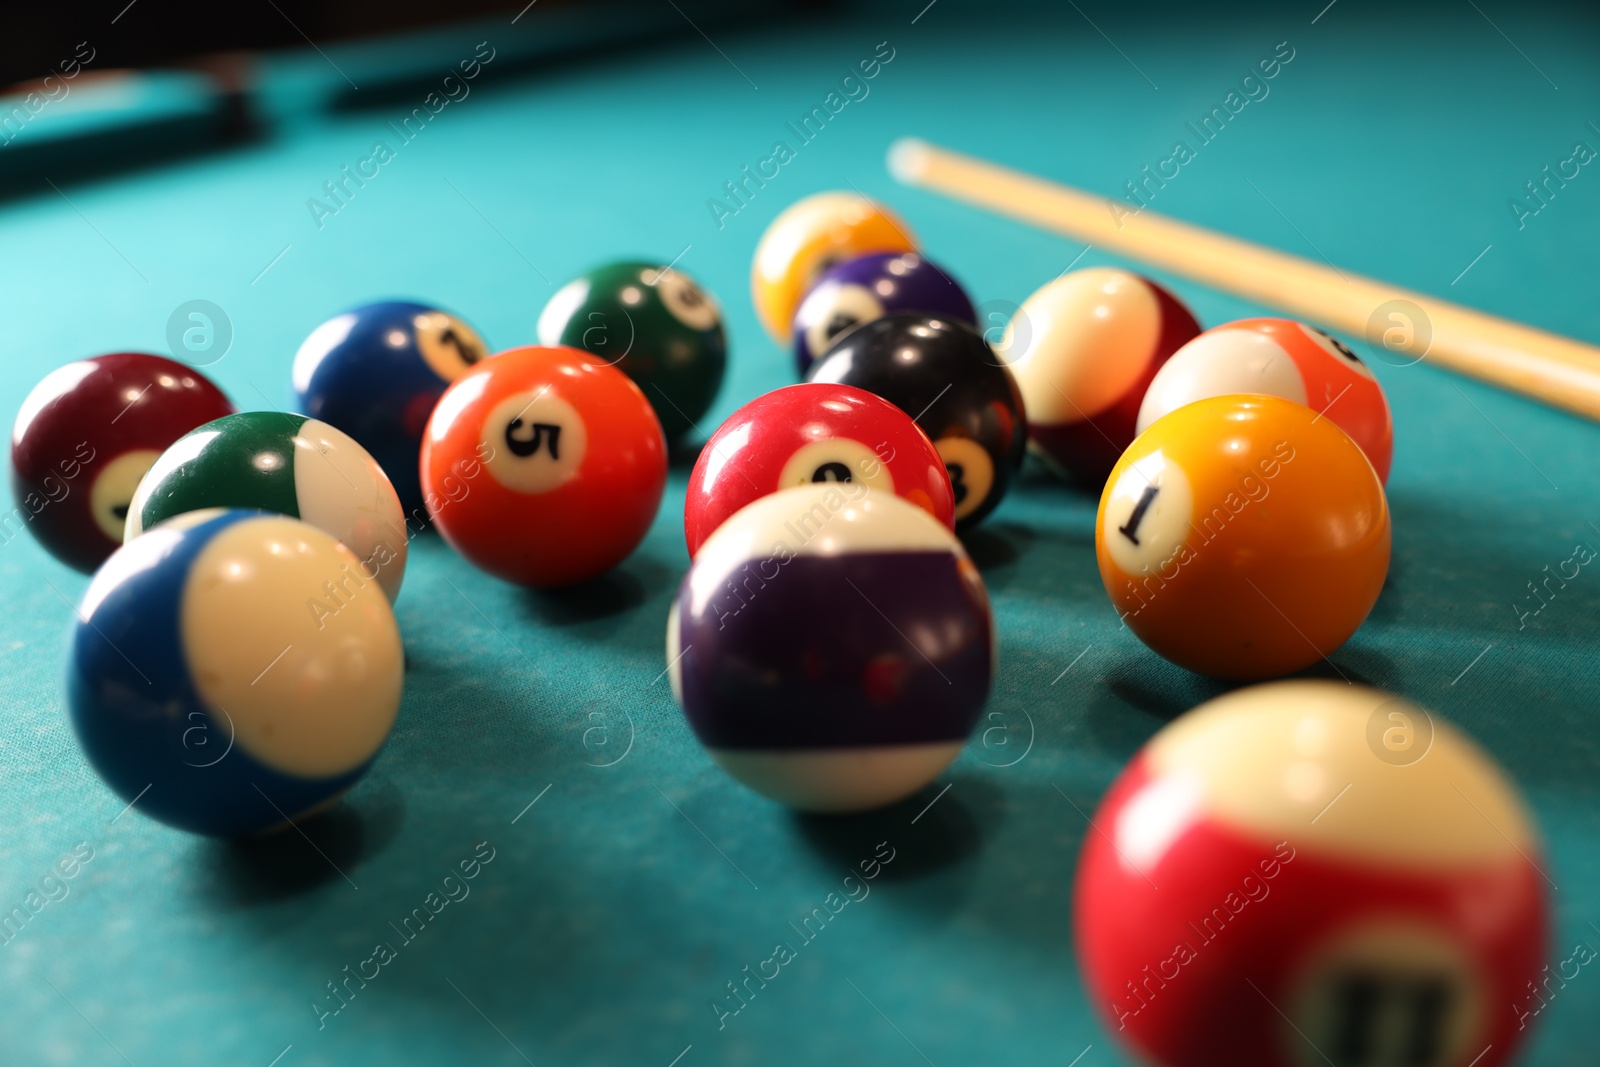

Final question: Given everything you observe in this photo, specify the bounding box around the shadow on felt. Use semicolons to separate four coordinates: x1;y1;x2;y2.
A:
1087;643;1399;756
789;774;992;883
961;521;1032;574
192;775;407;906
787;771;1092;948
668;438;706;471
517;549;675;628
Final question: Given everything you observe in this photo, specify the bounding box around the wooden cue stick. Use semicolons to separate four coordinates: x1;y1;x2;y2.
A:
888;137;1600;421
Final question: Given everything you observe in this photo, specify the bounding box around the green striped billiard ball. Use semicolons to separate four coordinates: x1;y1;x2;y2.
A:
537;261;726;441
125;411;409;601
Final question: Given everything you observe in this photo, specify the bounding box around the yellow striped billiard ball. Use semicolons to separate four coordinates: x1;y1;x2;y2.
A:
751;192;917;343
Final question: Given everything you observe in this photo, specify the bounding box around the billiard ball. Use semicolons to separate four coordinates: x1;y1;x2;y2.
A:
67;509;403;837
792;251;977;376
1139;317;1394;482
684;383;954;558
537;261;727;442
669;485;993;811
752;192;917;342
807;314;1027;531
1074;681;1548;1067
126;411;409;601
998;268;1200;487
291;301;489;514
420;345;666;588
10;353;234;573
1098;394;1389;679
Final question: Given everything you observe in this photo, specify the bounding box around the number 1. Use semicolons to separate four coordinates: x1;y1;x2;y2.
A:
1118;484;1159;545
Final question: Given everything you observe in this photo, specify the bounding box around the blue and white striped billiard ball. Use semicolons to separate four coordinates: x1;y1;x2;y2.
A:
668;484;994;811
67;509;404;837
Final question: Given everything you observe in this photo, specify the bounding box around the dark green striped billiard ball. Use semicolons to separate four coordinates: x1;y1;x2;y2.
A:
125;411;409;601
537;261;726;441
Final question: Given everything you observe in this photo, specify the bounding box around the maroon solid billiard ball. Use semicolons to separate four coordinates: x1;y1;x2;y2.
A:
1074;682;1548;1067
684;383;955;559
11;353;234;571
806;315;1026;531
999;268;1199;487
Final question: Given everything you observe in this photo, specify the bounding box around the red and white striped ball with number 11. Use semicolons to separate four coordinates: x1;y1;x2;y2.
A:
999;268;1200;486
1074;681;1548;1067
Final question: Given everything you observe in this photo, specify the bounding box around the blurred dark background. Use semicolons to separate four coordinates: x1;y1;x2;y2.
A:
0;0;803;196
2;1;567;88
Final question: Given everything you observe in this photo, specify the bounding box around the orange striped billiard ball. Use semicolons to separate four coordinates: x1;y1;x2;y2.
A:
420;346;667;588
1139;317;1395;483
1097;394;1389;679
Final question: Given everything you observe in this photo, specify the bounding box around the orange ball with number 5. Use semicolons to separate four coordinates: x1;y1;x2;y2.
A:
420;345;667;588
1096;394;1390;679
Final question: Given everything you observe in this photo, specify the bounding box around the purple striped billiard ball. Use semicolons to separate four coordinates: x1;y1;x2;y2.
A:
668;484;994;811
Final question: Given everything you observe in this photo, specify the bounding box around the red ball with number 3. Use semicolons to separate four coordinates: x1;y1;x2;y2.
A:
684;383;955;559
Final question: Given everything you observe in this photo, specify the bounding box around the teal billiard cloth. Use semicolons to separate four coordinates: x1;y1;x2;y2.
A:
1;2;1597;1064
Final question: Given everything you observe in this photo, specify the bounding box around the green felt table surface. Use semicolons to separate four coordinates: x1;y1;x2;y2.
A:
3;2;1599;1064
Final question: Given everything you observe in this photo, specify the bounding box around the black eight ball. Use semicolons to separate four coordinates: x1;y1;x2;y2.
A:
805;313;1028;531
